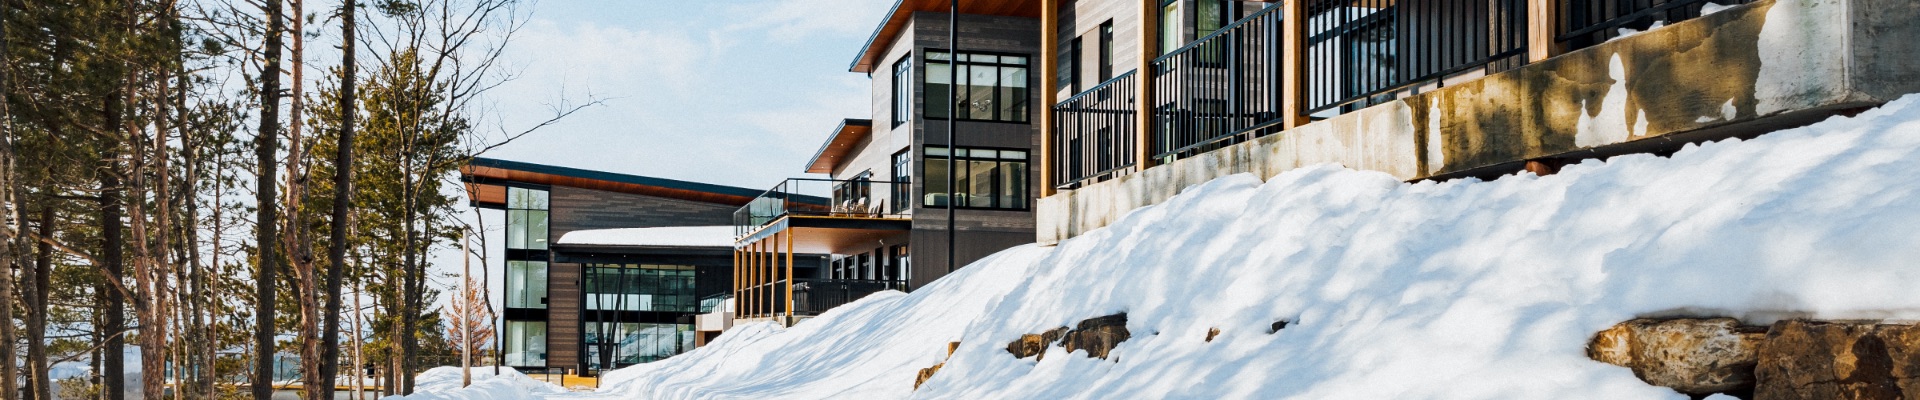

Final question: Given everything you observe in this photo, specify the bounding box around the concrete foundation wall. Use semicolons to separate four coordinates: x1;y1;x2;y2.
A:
1039;0;1920;244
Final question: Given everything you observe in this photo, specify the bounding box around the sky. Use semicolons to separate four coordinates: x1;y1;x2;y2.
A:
431;0;896;317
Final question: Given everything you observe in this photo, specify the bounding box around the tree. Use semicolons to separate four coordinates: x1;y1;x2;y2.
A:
441;276;495;363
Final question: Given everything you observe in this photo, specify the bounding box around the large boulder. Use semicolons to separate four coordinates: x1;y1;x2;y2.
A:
1755;320;1920;400
1005;327;1068;360
1587;318;1766;395
1060;313;1131;360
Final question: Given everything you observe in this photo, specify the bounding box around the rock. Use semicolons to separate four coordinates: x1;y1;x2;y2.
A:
1005;327;1067;360
1060;313;1130;360
913;362;942;390
1206;327;1221;343
1587;318;1765;395
1754;320;1920;400
1270;320;1290;334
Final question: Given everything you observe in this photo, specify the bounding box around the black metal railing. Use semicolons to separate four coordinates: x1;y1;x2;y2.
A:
1150;4;1288;161
1306;0;1529;114
1052;70;1139;190
1558;0;1753;49
790;278;908;315
733;178;910;237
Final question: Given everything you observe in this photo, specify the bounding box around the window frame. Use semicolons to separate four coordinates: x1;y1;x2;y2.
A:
920;145;1033;211
923;49;1033;124
891;54;913;127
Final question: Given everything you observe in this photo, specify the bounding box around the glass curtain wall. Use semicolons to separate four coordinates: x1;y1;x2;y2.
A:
585;323;693;369
502;186;549;367
504;321;547;367
585;264;697;312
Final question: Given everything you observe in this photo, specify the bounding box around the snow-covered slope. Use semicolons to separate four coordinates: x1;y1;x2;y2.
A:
412;96;1920;399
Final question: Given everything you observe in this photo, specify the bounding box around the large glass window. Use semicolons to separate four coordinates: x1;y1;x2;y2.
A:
585;264;697;313
504;321;547;367
892;150;911;213
585;322;692;369
506;260;547;309
925;51;1030;123
1099;21;1115;81
505;187;549;250
892;55;913;127
1064;36;1082;93
922;147;1030;209
1161;0;1181;55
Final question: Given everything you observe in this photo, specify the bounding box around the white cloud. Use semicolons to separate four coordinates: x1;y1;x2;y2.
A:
723;0;897;43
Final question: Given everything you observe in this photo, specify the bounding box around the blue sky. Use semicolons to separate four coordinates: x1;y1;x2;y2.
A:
443;0;896;313
480;0;895;190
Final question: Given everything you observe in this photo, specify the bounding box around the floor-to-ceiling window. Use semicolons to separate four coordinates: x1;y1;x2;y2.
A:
925;51;1030;123
501;186;550;368
582;263;699;370
923;147;1031;209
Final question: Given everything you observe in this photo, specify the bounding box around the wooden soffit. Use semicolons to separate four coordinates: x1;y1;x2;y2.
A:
461;158;766;208
849;0;1044;73
805;119;875;174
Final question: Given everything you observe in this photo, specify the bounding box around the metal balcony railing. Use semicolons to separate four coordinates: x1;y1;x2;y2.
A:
1306;0;1530;114
1557;0;1755;48
1052;70;1139;190
790;278;908;315
1151;4;1289;160
732;178;910;237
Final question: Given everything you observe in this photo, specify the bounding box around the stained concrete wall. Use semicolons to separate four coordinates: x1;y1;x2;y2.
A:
1039;0;1920;244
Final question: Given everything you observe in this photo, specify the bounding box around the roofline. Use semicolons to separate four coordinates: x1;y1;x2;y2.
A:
466;157;767;199
804;119;875;174
849;0;911;72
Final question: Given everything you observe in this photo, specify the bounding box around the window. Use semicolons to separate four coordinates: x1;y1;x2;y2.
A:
892;150;911;213
834;171;874;211
922;146;1030;209
505;187;549;250
1064;36;1082;93
586;322;692;369
892;55;913;127
925;51;1030;123
506;260;547;309
1198;0;1228;35
585;264;697;313
1099;21;1115;81
504;321;547;367
1161;0;1181;55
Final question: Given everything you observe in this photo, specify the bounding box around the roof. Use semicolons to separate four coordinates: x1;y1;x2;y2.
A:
554;226;737;248
461;157;766;208
848;0;1042;73
805;119;874;174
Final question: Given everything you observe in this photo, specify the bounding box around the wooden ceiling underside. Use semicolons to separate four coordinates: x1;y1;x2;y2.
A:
851;0;1043;73
461;165;758;207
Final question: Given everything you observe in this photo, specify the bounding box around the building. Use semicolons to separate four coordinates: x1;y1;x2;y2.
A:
1036;0;1920;242
460;157;825;374
730;1;1048;326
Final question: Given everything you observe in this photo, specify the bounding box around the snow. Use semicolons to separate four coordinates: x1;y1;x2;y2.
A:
380;367;566;400
1701;2;1736;15
392;94;1920;398
553;226;736;248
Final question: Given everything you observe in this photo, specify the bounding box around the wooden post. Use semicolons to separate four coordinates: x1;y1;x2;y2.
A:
1528;0;1562;62
751;241;761;318
784;229;795;324
732;248;741;316
1281;0;1310;129
1040;0;1059;196
1136;0;1159;170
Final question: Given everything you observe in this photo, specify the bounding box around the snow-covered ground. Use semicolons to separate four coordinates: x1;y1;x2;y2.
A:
398;96;1920;399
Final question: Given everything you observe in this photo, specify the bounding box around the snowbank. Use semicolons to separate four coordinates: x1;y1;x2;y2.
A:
553;226;736;248
383;367;566;400
407;95;1920;399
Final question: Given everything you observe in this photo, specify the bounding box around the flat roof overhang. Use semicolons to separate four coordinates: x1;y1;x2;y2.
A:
460;157;763;209
805;119;874;174
848;0;1042;73
736;216;911;255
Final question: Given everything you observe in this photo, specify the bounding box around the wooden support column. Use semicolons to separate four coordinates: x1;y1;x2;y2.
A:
1280;0;1310;129
1135;0;1159;170
1527;0;1563;62
1040;0;1059;196
732;248;741;316
784;229;795;324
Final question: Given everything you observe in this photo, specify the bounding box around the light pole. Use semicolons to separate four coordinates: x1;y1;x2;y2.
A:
946;0;959;278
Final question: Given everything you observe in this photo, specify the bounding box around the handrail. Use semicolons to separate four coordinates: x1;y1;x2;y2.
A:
1151;4;1282;65
1055;69;1140;107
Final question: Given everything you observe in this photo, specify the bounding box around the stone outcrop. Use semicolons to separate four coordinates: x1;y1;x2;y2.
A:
1060;313;1131;360
913;362;942;390
1206;327;1221;342
1587;318;1766;395
1006;313;1131;361
1755;320;1920;400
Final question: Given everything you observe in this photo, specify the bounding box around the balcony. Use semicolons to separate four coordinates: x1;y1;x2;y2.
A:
1050;0;1747;190
732;178;912;244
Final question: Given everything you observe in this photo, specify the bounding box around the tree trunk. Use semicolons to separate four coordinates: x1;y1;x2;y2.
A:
253;0;286;395
320;0;359;396
101;95;127;400
29;204;51;400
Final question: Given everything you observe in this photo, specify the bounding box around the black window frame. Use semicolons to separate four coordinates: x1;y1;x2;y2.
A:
1065;36;1083;94
1098;20;1115;82
891;54;913;127
891;149;911;213
923;49;1033;124
920;145;1033;211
